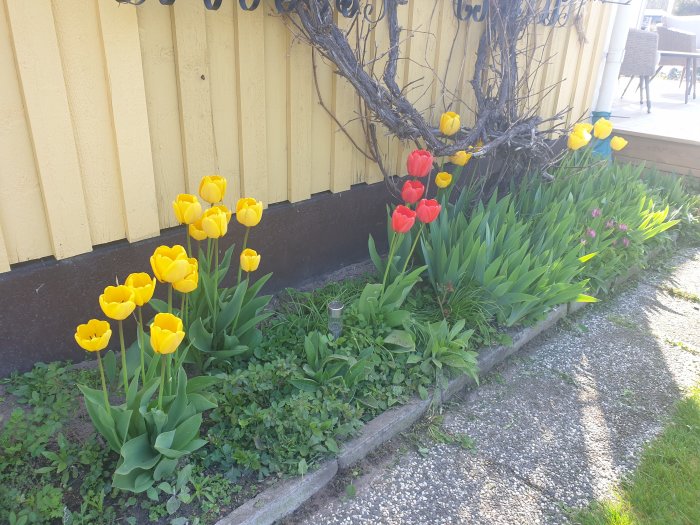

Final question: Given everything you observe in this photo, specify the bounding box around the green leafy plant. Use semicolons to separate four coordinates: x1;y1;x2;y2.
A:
290;331;369;393
409;319;478;397
78;368;216;493
185;272;273;372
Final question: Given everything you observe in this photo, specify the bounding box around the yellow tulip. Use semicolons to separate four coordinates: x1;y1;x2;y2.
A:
150;245;190;283
99;285;136;321
439;111;460;137
449;150;472;166
188;217;207;241
573;122;593;135
172;194;203;225
567;129;591;151
173;258;198;293
236;198;263;228
198;175;227;204
240;248;261;273
435;171;453;189
610;136;628;151
150;313;185;355
201;205;231;239
593;117;613;140
125;272;156;307
74;319;112;352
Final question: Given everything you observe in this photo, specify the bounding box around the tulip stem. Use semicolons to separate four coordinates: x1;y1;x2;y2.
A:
138;309;146;385
118;320;128;395
158;354;165;411
400;223;425;276
186;226;192;257
237;227;250;285
381;233;399;290
167;285;173;314
96;351;110;411
166;353;172;396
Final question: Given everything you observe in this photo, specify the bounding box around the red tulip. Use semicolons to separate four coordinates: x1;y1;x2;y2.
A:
406;149;433;178
391;205;416;233
401;180;425;204
416;199;441;224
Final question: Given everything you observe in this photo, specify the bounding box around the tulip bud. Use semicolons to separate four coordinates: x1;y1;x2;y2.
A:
125;273;156;307
406;150;433;178
172;194;203;225
435;172;452;189
240;248;261;273
449;150;471;166
593;118;613;140
235;198;264;228
189;217;208;241
439;111;460;136
75;319;112;352
172;258;198;293
567;129;591;151
415;199;441;224
150;245;190;283
391;205;416;234
610;136;628;151
201;205;231;239
99;285;136;321
401;180;425;204
199;175;227;204
573;122;593;135
150;313;185;355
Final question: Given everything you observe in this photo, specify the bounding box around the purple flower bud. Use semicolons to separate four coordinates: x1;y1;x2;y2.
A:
605;219;615;229
622;237;630;248
587;228;596;238
591;208;601;218
619;223;628;232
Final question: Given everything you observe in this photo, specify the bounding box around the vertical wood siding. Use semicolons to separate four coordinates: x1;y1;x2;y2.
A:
0;0;613;271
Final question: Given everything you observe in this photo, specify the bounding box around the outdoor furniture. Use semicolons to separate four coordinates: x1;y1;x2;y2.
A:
620;29;659;113
656;26;696;84
659;50;699;103
664;14;700;49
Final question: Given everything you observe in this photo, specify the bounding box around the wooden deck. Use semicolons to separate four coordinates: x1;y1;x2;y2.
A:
611;76;700;178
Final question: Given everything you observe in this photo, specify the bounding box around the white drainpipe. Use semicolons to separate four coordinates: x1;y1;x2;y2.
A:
593;0;643;117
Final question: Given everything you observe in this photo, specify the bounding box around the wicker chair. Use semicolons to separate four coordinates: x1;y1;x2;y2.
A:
620;29;659;113
655;26;697;86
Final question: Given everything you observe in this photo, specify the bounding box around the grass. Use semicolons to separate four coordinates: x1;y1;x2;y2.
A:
572;383;700;525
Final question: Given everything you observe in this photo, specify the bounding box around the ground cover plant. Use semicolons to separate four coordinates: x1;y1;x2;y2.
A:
572;383;700;525
1;114;698;524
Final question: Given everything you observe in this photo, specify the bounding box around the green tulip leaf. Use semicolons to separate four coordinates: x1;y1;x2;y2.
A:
187;392;217;412
116;434;160;476
216;281;247;333
189;318;214;354
154;457;178;482
112;468;154;494
186;375;220;394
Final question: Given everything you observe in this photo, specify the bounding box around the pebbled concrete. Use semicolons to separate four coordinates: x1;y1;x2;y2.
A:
286;247;700;525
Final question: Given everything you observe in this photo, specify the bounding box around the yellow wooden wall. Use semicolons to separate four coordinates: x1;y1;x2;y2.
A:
0;0;613;273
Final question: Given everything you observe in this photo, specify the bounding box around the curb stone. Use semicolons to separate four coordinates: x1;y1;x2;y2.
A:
214;460;338;525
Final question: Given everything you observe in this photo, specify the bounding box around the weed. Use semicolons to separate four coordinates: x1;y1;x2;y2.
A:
606;314;637;330
666;338;700;356
662;285;700;304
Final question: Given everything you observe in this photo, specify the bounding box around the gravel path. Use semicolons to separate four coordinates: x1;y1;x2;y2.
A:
284;247;700;525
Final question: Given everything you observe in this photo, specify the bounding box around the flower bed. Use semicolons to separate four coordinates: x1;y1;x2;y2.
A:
1;117;699;525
